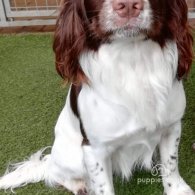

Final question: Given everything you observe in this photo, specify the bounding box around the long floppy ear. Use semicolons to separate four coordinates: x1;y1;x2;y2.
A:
168;0;193;79
53;0;88;84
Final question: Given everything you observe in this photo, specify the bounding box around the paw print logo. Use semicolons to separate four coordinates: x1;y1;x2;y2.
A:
151;164;170;177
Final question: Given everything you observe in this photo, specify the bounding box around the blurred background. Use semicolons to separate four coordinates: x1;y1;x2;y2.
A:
0;0;60;33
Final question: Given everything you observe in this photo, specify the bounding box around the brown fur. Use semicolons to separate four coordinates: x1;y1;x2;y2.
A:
53;0;193;84
149;0;193;79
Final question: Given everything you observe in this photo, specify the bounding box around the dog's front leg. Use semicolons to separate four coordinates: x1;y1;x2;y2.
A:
159;121;194;195
83;145;115;195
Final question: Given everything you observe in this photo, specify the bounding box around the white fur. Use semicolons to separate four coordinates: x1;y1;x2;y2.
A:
78;39;182;178
0;2;194;194
0;148;50;191
0;38;193;195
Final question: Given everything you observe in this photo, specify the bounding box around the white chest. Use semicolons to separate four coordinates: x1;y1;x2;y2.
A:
79;39;179;144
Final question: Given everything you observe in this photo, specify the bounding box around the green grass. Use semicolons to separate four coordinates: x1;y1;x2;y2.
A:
0;34;194;195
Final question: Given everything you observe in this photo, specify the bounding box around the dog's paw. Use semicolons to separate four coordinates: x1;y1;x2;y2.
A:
165;191;195;195
77;188;88;195
163;177;194;195
62;179;87;195
174;190;195;195
164;184;194;195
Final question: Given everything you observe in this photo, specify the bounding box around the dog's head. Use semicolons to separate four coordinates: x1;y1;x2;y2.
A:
53;0;193;84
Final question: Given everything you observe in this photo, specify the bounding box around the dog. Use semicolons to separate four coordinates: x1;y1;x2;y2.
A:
0;0;194;194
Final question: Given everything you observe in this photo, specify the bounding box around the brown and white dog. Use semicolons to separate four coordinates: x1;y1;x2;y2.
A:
0;0;194;195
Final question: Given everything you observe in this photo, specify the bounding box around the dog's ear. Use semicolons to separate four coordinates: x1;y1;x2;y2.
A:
168;0;193;79
53;0;88;84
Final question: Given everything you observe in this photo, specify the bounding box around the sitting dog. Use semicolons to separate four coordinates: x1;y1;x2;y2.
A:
0;0;194;194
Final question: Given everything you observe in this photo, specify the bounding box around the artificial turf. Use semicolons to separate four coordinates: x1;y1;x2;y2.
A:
0;34;194;195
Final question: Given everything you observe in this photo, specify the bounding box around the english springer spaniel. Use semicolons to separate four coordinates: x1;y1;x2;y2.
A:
0;0;194;195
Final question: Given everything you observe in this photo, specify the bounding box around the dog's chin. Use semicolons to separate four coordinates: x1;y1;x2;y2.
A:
111;27;147;41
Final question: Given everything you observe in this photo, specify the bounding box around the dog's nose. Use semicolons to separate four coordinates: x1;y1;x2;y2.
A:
113;0;144;18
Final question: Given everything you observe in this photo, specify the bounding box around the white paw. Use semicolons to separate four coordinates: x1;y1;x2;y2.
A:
168;190;195;195
164;177;194;195
165;184;194;195
62;179;86;195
